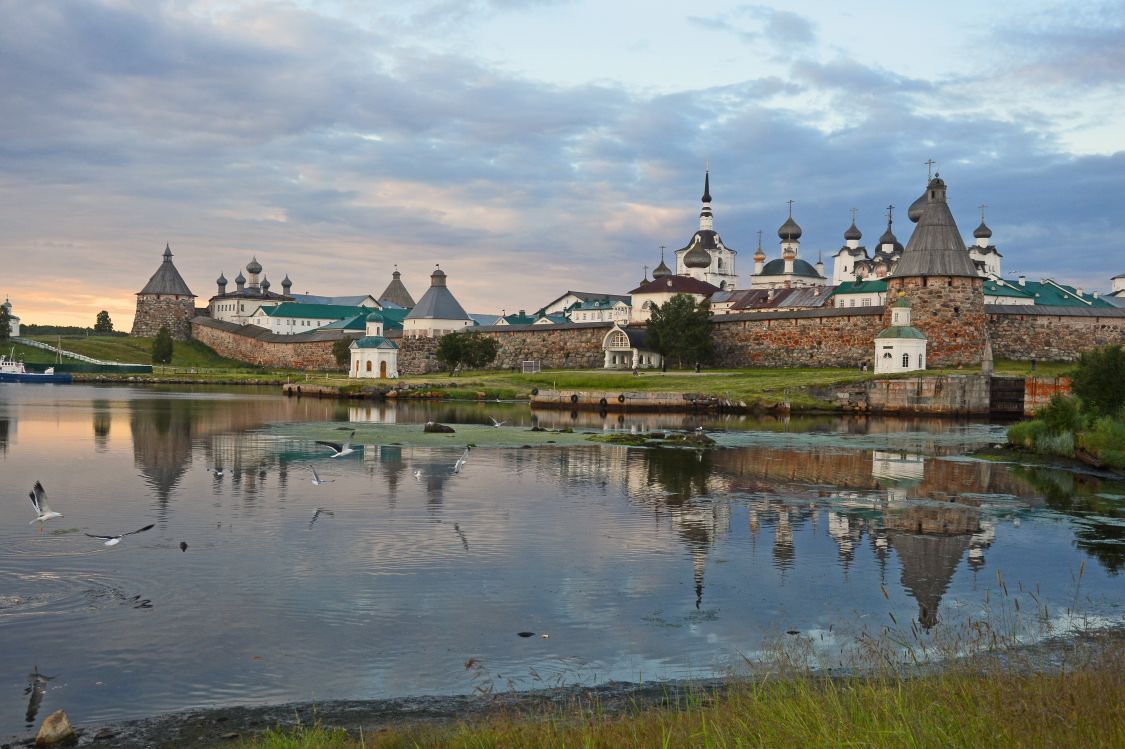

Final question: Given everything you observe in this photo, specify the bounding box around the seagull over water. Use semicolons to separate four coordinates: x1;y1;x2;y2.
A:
85;524;155;547
307;465;334;485
28;482;63;524
489;417;505;427
453;447;470;474
316;430;356;458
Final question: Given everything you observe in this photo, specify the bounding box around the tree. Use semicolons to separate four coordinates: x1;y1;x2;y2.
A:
332;337;353;368
435;331;500;375
94;310;113;334
151;325;174;364
0;305;10;343
645;293;714;369
1071;344;1125;418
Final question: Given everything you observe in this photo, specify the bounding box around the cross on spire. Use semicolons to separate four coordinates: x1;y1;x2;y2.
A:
850;207;857;223
979;203;988;222
659;245;666;261
925;159;936;179
756;229;763;249
886;204;895;224
787;199;795;217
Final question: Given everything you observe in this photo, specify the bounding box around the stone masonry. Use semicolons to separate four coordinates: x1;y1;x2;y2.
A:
398;323;612;375
191;318;349;369
131;295;196;341
987;307;1125;361
712;308;885;368
886;276;986;368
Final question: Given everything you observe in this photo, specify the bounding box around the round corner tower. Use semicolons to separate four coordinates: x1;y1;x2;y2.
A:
885;176;986;368
131;244;197;341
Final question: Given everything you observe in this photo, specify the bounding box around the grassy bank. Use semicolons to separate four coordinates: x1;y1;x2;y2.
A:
238;659;1124;749
21;334;247;368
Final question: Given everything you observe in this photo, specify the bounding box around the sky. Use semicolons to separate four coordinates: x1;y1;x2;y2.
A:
2;0;1123;326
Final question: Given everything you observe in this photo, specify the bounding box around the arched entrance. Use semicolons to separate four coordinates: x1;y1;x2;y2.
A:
380;360;388;378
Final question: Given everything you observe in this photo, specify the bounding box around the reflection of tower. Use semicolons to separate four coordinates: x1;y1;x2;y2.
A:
92;399;111;453
884;500;979;630
129;398;194;513
0;416;12;456
773;508;795;571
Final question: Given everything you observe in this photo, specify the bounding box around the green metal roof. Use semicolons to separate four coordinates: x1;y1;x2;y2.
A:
983;281;1035;299
1011;279;1115;308
259;302;368;319
876;325;927;340
830;279;888;296
319;314;368;331
350;336;398;349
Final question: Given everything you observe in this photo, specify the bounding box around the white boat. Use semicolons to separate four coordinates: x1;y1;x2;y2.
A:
0;354;72;383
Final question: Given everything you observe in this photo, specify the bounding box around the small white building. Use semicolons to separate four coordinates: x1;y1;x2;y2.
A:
2;297;19;337
349;312;399;379
874;297;927;374
602;324;662;370
832;280;887;309
248;302;368;334
402;266;475;338
567;297;630;323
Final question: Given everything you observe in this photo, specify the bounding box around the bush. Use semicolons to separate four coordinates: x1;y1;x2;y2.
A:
1007;419;1046;448
331;338;352;368
1070;344;1125;418
1080;417;1125;470
1037;394;1085;436
151;326;174;364
1035;431;1075;457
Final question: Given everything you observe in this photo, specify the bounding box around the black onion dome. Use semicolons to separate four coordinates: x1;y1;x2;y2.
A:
778;216;802;241
973;221;992;239
260;277;271;290
844;221;862;241
879;224;898;246
216;272;227;285
701;171;711;203
235;271;246;284
282;274;292;286
908;191;927;223
246;257;262;274
683;236;712;268
652;259;672;278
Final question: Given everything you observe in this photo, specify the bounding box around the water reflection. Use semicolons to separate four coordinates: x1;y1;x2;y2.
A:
0;385;1122;740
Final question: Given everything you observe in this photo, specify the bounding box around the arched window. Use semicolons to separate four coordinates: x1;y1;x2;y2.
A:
365;360;373;372
608;330;629;349
642;300;653;310
902;352;910;368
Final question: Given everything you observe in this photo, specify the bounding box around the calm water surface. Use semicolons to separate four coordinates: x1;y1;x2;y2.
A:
1;384;1122;738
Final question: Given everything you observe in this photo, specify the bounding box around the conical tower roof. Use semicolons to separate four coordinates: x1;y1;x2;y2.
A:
893;176;979;278
405;266;471;321
378;268;416;309
138;244;195;296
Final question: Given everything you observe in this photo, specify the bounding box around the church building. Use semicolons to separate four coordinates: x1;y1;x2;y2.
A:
874;297;927;373
207;257;294;325
2;298;19;337
747;206;828;289
672;172;739;290
349;311;399;379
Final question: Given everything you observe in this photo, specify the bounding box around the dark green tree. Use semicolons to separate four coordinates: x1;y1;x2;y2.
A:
0;305;10;343
1071;344;1125;418
94;310;113;334
645;293;714;369
151;325;174;364
332;337;353;368
435;331;500;375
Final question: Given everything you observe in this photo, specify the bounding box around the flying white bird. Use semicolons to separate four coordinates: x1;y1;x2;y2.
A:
316;430;356;458
453;448;470;474
489;417;505;427
28;482;63;524
85;524;155;547
307;465;334;485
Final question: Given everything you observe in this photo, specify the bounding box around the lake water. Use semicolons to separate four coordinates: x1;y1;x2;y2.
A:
1;384;1122;739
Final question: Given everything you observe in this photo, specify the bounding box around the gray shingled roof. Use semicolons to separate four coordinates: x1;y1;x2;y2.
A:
405;270;471;321
138;245;195;297
892;178;979;278
379;271;416;309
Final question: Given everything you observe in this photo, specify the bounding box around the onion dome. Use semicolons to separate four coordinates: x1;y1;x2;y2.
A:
844;221;862;241
778;216;802;241
973;221;992;239
234;271;246;284
281;274;292;287
908;190;927;223
701;171;711;203
879;225;898;246
683;236;712;268
754;245;766;261
366;311;384;323
652;258;672;278
260;277;271;291
246;257;262;274
216;272;227;285
1;298;11;311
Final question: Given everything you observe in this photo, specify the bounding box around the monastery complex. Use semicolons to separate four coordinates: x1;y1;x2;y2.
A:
125;170;1125;377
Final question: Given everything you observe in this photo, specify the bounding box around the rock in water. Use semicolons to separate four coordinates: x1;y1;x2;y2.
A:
423;423;455;434
35;710;76;746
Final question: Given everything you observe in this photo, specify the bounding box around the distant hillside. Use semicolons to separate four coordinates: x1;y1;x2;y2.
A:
21;335;251;368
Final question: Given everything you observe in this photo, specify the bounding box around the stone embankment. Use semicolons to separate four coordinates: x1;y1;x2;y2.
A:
530;389;753;413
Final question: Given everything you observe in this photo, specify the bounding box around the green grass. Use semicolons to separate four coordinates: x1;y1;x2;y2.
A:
24;335;250;368
238;660;1125;749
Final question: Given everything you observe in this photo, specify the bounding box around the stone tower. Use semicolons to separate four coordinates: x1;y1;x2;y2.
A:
131;244;197;340
886;175;986;368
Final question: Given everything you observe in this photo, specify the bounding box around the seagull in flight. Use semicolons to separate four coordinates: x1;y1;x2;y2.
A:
28;482;63;524
489;417;505;427
453;448;470;474
307;466;334;485
85;524;155;547
316;430;356;458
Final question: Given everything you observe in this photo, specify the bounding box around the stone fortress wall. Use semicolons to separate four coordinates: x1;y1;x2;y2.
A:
131;296;196;340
